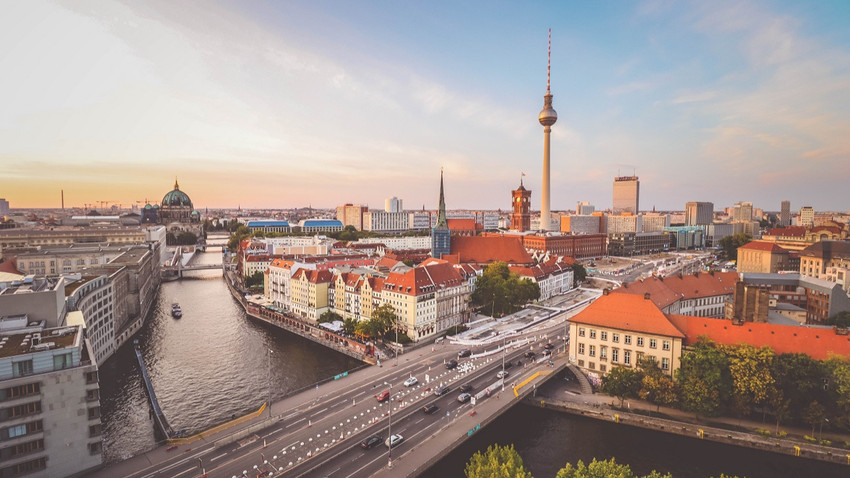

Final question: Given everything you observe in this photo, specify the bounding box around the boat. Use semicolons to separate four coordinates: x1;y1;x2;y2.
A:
171;303;182;319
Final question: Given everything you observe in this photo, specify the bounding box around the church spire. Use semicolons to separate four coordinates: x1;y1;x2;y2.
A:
435;168;448;229
174;177;180;190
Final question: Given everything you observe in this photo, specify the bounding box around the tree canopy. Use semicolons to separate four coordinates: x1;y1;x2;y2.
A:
471;262;540;317
718;233;751;260
556;458;672;478
465;444;533;478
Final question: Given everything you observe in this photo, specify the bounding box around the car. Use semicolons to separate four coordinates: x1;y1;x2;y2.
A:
458;349;472;358
543;343;555;350
385;434;404;448
497;370;509;379
457;393;472;403
459;383;473;393
423;404;439;414
361;435;383;449
524;351;536;359
445;359;458;369
403;376;418;387
434;385;451;396
376;390;390;402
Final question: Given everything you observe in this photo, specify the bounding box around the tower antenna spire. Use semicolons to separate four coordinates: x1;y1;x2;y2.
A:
547;28;551;94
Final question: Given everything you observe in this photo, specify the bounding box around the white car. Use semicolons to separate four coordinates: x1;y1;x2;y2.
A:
403;376;418;387
385;434;404;448
497;370;509;379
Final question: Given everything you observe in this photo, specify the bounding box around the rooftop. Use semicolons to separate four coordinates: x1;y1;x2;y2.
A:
0;325;79;359
570;293;685;338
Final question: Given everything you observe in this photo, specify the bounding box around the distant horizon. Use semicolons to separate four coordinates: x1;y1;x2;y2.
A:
3;1;849;211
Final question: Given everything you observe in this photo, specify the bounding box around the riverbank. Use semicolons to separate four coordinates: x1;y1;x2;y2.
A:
529;374;850;467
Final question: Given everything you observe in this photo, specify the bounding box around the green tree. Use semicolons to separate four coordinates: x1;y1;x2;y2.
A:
675;337;732;417
570;263;587;287
827;311;850;328
718;233;751;261
245;271;264;288
771;353;827;423
471;262;540;317
372;303;398;339
804;401;826;436
465;443;533;478
825;357;850;430
637;357;677;412
556;458;672;478
601;366;642;407
318;311;342;324
342;318;357;335
724;344;776;418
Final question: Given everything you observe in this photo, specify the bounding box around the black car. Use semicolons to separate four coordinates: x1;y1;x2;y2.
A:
504;361;513;370
434;385;451;396
446;359;458;369
459;383;473;393
543;343;555;350
423;404;439;414
361;435;383;449
458;349;472;358
524;351;536;359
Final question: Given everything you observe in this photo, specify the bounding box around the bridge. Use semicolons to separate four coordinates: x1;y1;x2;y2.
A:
89;311;583;478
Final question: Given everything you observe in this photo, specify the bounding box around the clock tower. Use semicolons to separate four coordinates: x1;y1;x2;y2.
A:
510;179;532;232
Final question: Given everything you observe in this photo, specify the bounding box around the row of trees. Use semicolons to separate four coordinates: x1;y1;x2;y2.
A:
316;304;411;343
464;446;739;478
601;337;850;434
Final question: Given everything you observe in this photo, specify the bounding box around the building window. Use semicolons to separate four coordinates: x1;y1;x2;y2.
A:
611;348;619;363
8;439;44;457
612;333;619;343
589;345;596;357
624;350;631;366
662;357;670;371
662;340;671;351
589;329;596;339
600;346;607;360
12;360;33;378
53;353;73;370
578;343;585;355
7;424;27;439
637;337;644;347
649;339;657;349
624;335;631;345
89;441;103;455
578;359;584;367
588;362;595;370
600;364;607;373
88;406;101;420
1;383;40;401
600;331;607;341
89;424;103;438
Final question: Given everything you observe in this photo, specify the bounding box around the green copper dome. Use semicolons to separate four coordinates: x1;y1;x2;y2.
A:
162;179;193;208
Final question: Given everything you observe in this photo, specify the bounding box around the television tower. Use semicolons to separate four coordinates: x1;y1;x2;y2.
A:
538;29;558;231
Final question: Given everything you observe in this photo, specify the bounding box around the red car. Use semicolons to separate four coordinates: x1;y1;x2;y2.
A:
376;390;390;402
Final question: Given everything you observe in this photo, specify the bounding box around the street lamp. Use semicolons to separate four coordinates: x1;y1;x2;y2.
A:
384;381;394;468
501;336;506;392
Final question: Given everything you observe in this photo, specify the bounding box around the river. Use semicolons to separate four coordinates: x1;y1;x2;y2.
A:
98;245;847;477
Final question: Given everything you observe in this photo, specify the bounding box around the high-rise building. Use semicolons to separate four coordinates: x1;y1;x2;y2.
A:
612;176;640;214
799;206;815;226
576;201;595;215
685;201;714;226
335;204;368;230
538;30;557;231
385;197;403;213
0;198;9;216
732;201;754;222
780;200;791;226
430;171;451;259
510;180;531;232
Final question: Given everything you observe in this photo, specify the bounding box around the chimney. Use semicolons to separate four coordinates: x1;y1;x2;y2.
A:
644;292;651;300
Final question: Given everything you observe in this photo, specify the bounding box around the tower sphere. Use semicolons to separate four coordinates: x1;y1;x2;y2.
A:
539;99;558;126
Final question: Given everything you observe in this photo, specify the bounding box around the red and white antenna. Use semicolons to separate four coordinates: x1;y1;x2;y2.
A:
547;28;551;94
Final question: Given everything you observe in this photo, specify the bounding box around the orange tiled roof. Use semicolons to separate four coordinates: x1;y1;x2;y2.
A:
738;241;789;253
0;259;22;275
447;218;476;231
295;269;333;284
449;236;533;266
616;271;739;308
667;315;850;360
766;226;806;237
383;261;464;296
571;293;685;338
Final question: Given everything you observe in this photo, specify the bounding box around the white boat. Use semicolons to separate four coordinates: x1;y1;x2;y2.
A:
171;303;182;319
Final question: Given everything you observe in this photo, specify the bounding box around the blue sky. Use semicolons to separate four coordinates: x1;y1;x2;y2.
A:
2;0;849;212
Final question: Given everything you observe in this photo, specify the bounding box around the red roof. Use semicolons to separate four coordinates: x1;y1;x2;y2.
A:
667;315;850;361
738;241;789;253
295;269;333;284
447;218;477;231
615;272;738;308
766;226;806;237
0;259;22;275
448;236;533;266
383;261;464;296
571;294;685;338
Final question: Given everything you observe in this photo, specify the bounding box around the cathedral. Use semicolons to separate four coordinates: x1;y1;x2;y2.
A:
142;179;203;240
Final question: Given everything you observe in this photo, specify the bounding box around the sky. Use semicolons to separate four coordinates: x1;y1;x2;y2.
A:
2;0;849;213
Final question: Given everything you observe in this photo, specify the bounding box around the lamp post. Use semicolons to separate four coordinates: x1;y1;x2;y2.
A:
384;381;393;468
820;417;829;440
501;336;506;392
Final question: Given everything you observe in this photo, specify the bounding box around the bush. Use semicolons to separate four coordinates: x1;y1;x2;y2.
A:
820;439;831;446
777;431;788;438
804;435;817;443
754;428;771;437
844;441;850;448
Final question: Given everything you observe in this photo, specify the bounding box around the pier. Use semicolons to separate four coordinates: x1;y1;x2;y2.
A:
133;340;175;440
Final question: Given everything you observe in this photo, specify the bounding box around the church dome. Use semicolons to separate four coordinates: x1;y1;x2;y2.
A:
162;179;193;208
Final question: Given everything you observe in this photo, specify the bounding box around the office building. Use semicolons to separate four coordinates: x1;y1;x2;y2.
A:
612;176;640;214
0;199;8;217
335;204;368;231
385;197;403;213
576;201;595;215
799;206;815;227
732;201;753;222
780;200;791;226
685;202;713;226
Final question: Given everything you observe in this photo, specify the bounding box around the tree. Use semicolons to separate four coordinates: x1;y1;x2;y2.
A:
556;458;672;478
318;311;342;324
803;401;826;436
771;353;827;423
637;358;677;413
570;263;587;287
465;444;533;478
825;357;850;430
245;271;264;288
342;318;357;335
827;311;850;328
724;344;776;418
372;303;398;340
718;233;751;260
600;366;642;408
675;337;732;417
471;262;540;317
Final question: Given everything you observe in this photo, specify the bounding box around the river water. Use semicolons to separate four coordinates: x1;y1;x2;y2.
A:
99;245;847;477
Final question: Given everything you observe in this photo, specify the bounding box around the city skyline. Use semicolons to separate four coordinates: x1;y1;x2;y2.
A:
2;1;849;211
